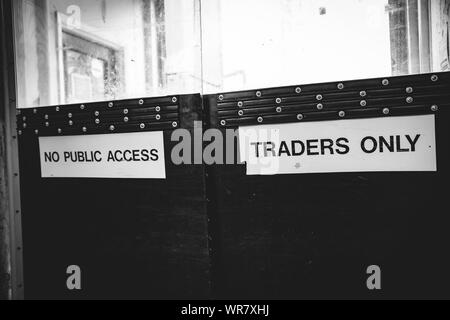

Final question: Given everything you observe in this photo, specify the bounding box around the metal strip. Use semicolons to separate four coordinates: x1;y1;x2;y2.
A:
1;0;24;300
17;96;181;137
213;72;449;128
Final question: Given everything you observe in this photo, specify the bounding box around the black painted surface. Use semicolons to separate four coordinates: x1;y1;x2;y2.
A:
18;94;211;299
206;73;450;299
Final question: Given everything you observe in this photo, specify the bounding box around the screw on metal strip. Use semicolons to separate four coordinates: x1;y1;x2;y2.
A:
237;101;244;108
276;98;282;104
406;87;413;94
339;111;346;118
68;113;73;118
139;99;144;105
95;119;100;125
108;102;114;108
140;123;146;129
276;106;282;113
406;97;414;104
297;114;304;121
360;100;367;107
337;83;344;90
218;95;224;101
238;110;244;116
124;117;129;123
95;111;100;117
82;127;87;133
172;97;178;103
257;117;264;123
383;108;390;115
56;106;60;112
256;91;262;98
431;105;438;112
123;109;129;115
172;121;178;128
360;91;367;97
317;103;323;110
220;120;226;126
33;109;37;114
295;87;302;94
80;104;85;110
382;79;389;86
45;122;50;127
109;125;115;131
431;75;438;82
155;106;161;112
316;94;323;101
34;129;39;135
69;120;73;126
57;128;62;134
156;114;161;120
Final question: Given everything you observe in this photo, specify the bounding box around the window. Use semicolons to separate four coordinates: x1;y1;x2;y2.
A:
12;0;450;108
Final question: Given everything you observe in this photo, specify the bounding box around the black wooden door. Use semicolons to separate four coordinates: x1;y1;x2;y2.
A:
17;94;211;299
205;72;450;299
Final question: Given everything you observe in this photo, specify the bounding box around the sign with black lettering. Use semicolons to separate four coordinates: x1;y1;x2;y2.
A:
39;131;166;179
238;115;436;175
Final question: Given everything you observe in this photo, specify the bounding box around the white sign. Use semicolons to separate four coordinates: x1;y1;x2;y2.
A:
238;115;437;175
39;131;166;179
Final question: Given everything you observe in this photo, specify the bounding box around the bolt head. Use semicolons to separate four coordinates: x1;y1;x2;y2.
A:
257;117;263;123
431;75;439;82
406;97;414;104
140;123;146;129
360;91;367;97
337;83;344;90
316;94;323;101
108;102;114;108
317;103;323;110
339;111;346;118
297;114;304;121
383;108;390;115
220;120;226;126
382;79;389;86
295;87;302;94
172;121;178;128
431;105;438;112
256;91;262;98
172;97;178;103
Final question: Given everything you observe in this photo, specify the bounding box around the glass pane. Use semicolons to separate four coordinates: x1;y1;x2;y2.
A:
201;0;450;94
13;0;202;108
13;0;450;107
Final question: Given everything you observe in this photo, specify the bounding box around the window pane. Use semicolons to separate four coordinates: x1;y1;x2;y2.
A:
13;0;450;107
201;0;450;93
13;0;202;108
